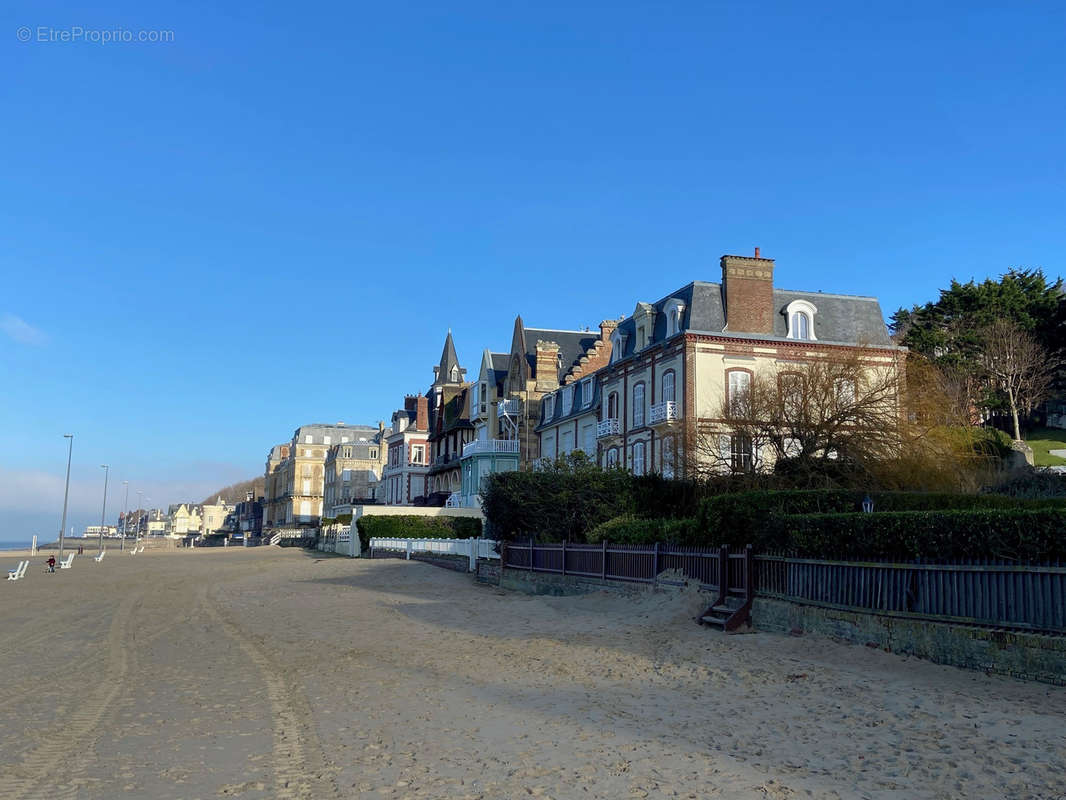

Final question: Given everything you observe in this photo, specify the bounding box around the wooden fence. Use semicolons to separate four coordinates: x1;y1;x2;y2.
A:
500;540;752;596
756;555;1066;634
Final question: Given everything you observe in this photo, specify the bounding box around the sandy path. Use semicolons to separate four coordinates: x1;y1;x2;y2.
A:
1;547;1064;799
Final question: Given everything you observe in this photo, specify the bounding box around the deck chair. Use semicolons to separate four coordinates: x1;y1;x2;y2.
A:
94;551;105;562
7;561;27;581
59;553;76;569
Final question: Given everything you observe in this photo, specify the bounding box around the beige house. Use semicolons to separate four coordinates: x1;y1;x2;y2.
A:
540;249;904;477
201;496;236;536
167;503;202;537
264;423;382;528
322;423;388;516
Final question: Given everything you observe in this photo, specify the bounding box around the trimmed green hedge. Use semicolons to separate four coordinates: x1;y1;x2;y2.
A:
771;509;1066;561
697;490;1066;547
355;515;482;553
586;515;698;545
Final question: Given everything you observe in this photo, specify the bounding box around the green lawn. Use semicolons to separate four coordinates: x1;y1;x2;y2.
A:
1025;426;1066;466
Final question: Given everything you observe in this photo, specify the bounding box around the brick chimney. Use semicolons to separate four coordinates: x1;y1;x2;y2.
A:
415;395;429;431
721;248;775;334
534;340;561;392
599;318;618;341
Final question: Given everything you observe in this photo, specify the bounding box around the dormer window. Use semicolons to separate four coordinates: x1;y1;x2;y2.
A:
543;393;554;422
632;302;657;352
664;299;686;337
562;384;574;414
785;299;818;341
581;378;593;407
610;330;628;364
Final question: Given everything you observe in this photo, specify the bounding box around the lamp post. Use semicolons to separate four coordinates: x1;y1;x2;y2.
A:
58;434;74;561
98;465;110;554
121;480;129;550
136;490;143;544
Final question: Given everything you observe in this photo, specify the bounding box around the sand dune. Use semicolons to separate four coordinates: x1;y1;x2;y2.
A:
0;547;1063;799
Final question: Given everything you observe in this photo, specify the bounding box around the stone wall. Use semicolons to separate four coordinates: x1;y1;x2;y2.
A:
754;598;1066;686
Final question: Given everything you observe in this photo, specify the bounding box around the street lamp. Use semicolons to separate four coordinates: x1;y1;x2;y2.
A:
136;490;143;543
58;434;74;561
98;465;110;555
121;480;129;551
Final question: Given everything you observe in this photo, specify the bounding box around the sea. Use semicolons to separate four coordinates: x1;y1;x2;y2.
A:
1;540;36;551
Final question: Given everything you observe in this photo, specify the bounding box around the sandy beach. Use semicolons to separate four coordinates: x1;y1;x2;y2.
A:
1;546;1064;799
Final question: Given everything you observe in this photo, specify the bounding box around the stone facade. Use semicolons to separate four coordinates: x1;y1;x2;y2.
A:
322;424;387;515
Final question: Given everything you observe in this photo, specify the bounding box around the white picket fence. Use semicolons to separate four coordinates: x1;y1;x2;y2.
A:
369;537;499;572
318;525;358;557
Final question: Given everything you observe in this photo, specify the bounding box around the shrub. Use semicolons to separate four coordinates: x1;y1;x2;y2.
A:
354;514;483;553
771;509;1066;561
983;468;1066;499
586;515;701;545
697;489;1066;546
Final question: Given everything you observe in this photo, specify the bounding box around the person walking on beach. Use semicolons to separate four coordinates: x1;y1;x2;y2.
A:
46;555;56;573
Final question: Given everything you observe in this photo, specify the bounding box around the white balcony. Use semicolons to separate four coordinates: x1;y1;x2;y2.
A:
649;401;681;427
462;439;520;457
597;418;621;438
497;398;520;417
445;492;462;508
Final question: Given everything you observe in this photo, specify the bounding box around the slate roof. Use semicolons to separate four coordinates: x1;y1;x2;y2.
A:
489;352;509;385
609;281;896;361
524;327;600;382
535;374;602;431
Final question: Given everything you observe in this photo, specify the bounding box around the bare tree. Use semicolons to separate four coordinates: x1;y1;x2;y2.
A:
686;352;904;482
979;319;1057;441
685;351;989;490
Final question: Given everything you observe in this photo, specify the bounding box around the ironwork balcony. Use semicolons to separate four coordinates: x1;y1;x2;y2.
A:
597;418;621;439
462;439;521;457
497;398;520;417
649;401;681;427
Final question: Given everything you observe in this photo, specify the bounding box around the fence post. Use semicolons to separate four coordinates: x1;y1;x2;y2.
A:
716;545;729;608
601;539;607;581
561;540;566;576
406;540;412;561
652;541;659;587
745;544;754;601
468;538;476;572
529;537;534;572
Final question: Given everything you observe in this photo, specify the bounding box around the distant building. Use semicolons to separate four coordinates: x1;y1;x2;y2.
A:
426;332;476;506
322;426;387;517
264;423;383;528
201;496;235;536
234;493;264;539
167;503;202;536
381;395;430;506
82;525;118;538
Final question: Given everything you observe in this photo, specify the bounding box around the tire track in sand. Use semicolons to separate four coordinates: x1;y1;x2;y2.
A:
204;592;340;800
0;590;140;800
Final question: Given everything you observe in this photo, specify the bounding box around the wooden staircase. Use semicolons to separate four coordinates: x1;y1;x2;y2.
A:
698;545;754;633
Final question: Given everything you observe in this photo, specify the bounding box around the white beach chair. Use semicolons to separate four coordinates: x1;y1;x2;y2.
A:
137;545;145;554
129;547;137;556
6;561;27;581
94;551;105;562
59;553;76;569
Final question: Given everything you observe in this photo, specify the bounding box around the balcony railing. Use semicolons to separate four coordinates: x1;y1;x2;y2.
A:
649;401;681;425
498;398;520;417
597;418;621;438
462;439;521;457
445;492;462;508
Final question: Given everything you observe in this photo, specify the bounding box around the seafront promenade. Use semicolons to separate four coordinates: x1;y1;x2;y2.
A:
1;547;1064;799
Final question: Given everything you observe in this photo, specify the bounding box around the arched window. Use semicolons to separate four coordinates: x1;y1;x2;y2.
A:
607;391;619;420
661;370;676;403
606;448;619;468
785;299;818;340
450;366;459;382
727;369;751;416
633;383;646;427
631;441;646;476
662;436;675;478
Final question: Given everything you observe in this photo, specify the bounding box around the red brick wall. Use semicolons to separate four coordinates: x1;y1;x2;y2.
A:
722;255;775;334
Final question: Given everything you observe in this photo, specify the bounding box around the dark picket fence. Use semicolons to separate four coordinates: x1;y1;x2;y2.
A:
756;554;1066;634
501;540;753;599
500;540;1066;635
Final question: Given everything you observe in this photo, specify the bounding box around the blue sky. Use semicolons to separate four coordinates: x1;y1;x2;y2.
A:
1;0;1063;542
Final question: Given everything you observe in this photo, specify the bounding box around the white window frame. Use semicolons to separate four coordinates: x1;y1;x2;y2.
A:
661;371;675;404
785;299;818;341
631;441;646;476
543;393;554;422
728;371;751;415
633;383;645;428
581;378;593;407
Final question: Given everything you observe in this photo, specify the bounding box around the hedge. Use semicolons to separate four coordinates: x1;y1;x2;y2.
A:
770;509;1066;561
697;490;1066;546
586;515;698;545
354;515;482;553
